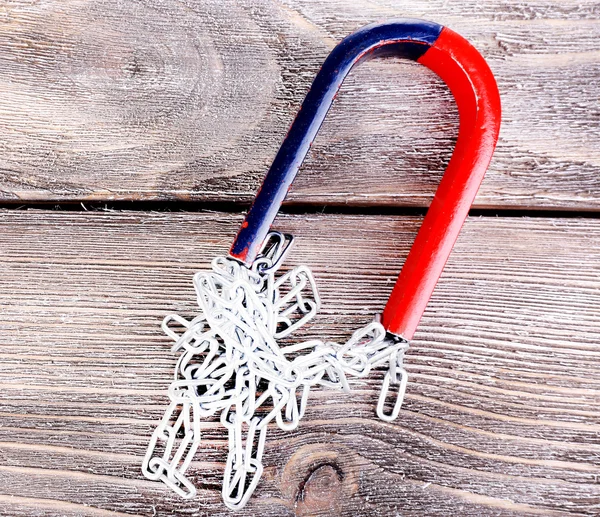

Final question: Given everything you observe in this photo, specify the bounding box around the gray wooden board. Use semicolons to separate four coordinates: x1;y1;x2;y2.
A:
0;0;597;209
0;210;598;516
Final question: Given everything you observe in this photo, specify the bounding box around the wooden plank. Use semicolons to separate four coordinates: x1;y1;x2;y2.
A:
0;209;598;516
0;1;597;209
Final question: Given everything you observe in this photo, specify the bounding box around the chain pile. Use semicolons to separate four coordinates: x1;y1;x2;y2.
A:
142;233;409;510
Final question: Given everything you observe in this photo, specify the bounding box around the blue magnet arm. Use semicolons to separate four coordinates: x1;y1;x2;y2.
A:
229;19;443;264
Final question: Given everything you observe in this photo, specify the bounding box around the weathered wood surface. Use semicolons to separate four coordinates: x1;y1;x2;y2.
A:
0;0;598;209
0;210;599;516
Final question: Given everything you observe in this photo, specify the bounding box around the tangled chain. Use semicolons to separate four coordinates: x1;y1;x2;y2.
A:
142;233;409;510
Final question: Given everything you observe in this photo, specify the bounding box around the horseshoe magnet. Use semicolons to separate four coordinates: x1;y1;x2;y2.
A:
230;18;501;340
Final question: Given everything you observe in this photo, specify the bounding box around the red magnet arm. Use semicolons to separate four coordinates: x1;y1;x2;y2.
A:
381;27;501;339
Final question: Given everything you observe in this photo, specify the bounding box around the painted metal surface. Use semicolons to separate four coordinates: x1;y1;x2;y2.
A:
229;18;501;340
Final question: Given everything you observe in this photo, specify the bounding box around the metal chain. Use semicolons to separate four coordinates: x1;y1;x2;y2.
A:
142;232;409;510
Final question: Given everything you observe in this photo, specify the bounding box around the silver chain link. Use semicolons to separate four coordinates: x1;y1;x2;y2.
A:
142;232;409;510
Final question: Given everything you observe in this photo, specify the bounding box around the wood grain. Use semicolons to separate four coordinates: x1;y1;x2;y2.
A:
0;210;599;515
0;0;597;209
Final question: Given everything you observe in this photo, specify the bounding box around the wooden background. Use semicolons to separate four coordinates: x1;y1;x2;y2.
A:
0;1;598;516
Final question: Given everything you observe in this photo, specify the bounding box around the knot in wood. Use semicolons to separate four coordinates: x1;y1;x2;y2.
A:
281;443;359;517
